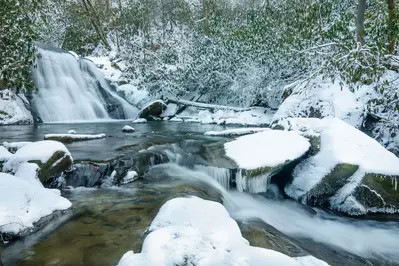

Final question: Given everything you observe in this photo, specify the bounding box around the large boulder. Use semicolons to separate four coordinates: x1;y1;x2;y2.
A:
137;100;167;121
3;141;73;186
223;130;310;193
0;90;34;125
276;117;399;215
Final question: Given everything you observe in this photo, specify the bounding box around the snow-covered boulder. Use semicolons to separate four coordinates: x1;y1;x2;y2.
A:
277;117;399;215
0;146;12;170
0;172;71;239
67;129;77;134
44;133;106;142
2;141;32;153
122;125;135;133
3;141;73;185
132;118;147;124
0;90;33;125
205;128;269;137
117;197;327;266
160;103;178;118
137;100;167;121
224;130;310;193
273;77;365;128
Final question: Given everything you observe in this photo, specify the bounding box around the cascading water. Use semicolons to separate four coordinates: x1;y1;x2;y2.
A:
32;45;138;122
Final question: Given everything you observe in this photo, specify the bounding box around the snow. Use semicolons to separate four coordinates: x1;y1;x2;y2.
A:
160;103;178;117
0;172;71;235
68;51;79;60
178;107;274;126
121;171;138;185
44;133;106;141
284;118;399;205
117;84;149;109
14;162;42;188
117;197;327;266
224;130;310;170
2;141;32;153
85;56;122;82
205;128;269;136
273;77;365;128
122;125;135;132
169;117;183;122
0;90;33;125
67;130;77;134
132;118;147;123
0;146;12;162
3;140;71;173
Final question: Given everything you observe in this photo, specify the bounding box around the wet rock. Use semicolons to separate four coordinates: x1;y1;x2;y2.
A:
65;163;108;188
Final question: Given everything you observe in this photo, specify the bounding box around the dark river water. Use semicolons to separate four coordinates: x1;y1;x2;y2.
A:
1;122;399;266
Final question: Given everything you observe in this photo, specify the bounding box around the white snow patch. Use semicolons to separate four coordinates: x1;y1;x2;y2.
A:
0;172;71;235
160;103;178;118
117;197;327;266
85;56;122;82
121;171;138;185
122;125;135;132
67;130;77;134
169;117;183;122
2;141;32;152
224;130;310;170
14;162;42;188
44;133;106;141
132;118;147;123
273;77;365;128
117;84;149;109
205;127;269;136
0;146;12;162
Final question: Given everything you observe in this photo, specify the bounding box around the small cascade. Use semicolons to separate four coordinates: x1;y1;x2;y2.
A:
32;45;138;122
194;165;231;190
236;169;270;193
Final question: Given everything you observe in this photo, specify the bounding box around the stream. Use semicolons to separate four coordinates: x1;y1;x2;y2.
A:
1;122;399;266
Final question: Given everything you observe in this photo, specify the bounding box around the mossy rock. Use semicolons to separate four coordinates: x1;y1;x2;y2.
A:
306;164;359;207
29;151;73;183
200;141;237;170
356;173;399;210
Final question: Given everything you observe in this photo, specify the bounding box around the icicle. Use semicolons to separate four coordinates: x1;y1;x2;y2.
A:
235;169;269;194
395;177;398;192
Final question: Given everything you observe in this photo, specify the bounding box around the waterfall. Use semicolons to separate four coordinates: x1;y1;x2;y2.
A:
32;45;138;122
193;165;231;190
236;169;269;193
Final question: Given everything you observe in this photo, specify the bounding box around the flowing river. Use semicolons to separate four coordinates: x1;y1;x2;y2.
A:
1;122;399;266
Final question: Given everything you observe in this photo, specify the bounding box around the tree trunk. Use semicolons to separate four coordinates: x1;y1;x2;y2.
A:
106;0;110;12
81;0;110;48
356;0;366;45
203;0;210;36
388;0;397;54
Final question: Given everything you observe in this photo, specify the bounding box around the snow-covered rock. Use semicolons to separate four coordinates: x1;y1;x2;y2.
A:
117;197;327;266
0;172;71;238
169;117;183;122
117;84;149;109
278;117;399;215
273;77;365;128
137;100;167;121
3;140;73;184
85;56;123;82
122;125;135;133
132;118;147;123
2;141;32;153
0;146;12;170
44;133;106;142
205;128;269;137
67;130;77;134
0;90;33;125
120;171;138;185
224;130;310;193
